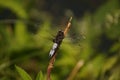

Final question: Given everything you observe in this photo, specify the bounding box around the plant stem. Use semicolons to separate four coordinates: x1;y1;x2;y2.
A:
46;17;72;80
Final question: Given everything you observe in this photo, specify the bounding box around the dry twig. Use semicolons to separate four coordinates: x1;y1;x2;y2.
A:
47;17;72;80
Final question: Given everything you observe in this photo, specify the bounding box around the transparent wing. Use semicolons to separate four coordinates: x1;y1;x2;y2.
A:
0;19;86;45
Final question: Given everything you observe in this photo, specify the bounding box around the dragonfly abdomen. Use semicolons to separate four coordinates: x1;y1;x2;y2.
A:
49;30;64;57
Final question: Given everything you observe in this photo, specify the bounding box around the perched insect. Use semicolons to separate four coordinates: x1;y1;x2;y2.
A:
49;17;72;58
49;30;64;57
0;17;85;58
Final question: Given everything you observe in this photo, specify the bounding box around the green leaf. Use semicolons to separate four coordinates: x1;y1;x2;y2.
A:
15;65;32;80
0;0;28;19
15;21;28;46
36;71;44;80
94;0;119;23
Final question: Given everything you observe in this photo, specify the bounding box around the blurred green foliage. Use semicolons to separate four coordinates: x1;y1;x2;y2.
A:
0;0;120;80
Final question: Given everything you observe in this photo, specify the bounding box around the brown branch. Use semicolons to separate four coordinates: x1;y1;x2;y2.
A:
64;17;72;35
46;17;72;80
67;60;84;80
47;53;57;80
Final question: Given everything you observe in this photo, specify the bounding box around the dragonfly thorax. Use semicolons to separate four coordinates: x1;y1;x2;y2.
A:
53;30;64;44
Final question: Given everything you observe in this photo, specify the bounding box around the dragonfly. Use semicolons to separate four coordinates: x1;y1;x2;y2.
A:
49;17;72;58
0;17;85;57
